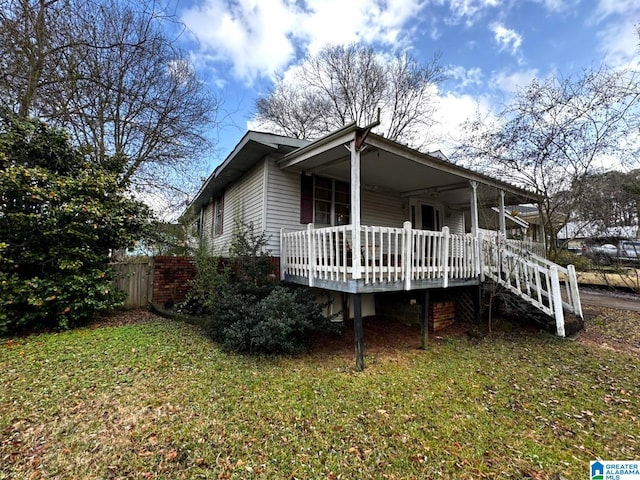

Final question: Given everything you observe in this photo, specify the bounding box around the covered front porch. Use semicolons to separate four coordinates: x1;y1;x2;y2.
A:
275;123;582;370
277;122;540;294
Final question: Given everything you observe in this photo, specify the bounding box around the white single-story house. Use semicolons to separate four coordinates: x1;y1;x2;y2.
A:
185;123;583;369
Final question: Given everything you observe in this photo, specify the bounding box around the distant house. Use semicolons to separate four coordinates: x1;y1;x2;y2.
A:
558;221;639;250
185;123;583;367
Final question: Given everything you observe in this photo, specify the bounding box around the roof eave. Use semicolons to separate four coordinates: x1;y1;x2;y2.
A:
183;131;308;218
277;122;360;169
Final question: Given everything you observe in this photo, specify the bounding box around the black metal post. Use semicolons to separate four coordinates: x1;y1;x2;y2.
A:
354;294;364;371
474;285;481;323
420;289;430;349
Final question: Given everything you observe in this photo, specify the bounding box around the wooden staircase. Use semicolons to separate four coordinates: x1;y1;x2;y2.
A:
481;236;584;336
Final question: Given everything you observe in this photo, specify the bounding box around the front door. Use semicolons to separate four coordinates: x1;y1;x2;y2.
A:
411;203;441;261
411;203;440;231
421;204;437;231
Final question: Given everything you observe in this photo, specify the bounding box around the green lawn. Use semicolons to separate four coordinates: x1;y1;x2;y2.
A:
1;314;638;479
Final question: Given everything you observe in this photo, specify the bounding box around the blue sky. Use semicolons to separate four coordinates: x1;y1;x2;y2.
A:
174;0;639;171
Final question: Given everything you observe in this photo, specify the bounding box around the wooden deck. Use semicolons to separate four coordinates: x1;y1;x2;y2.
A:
281;223;583;339
281;222;480;293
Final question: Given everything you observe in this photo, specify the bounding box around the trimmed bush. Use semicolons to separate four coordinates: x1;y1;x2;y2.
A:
551;249;592;271
209;286;335;355
183;247;230;316
186;221;339;354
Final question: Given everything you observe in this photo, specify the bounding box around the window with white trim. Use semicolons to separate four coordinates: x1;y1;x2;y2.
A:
314;176;350;226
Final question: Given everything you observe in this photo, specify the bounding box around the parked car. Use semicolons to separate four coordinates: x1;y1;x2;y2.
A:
583;240;640;265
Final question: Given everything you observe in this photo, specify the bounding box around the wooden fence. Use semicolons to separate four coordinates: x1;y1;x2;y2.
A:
111;261;153;309
111;256;196;309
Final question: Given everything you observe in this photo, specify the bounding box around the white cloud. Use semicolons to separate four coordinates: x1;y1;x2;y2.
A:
597;20;640;68
181;0;301;83
532;0;579;12
424;90;496;154
439;0;579;28
304;0;426;53
441;0;501;26
490;68;539;94
595;0;640;19
182;0;426;83
490;23;522;56
447;65;484;89
590;0;640;68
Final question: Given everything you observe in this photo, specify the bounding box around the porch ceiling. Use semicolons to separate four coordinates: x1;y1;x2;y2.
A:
279;129;537;208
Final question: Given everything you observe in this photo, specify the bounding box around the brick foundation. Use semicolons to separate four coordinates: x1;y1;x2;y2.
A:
152;256;196;306
150;256;281;307
429;301;456;332
375;287;478;331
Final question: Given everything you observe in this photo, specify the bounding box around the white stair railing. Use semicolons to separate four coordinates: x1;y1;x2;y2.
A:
482;237;583;337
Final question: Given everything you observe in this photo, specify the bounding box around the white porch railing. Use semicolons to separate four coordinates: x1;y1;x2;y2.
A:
481;235;583;337
280;223;582;338
280;222;480;290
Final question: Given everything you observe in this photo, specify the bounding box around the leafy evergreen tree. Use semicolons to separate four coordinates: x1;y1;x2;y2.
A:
0;111;152;334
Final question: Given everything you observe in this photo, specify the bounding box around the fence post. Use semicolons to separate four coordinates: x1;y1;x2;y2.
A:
403;221;413;290
307;223;315;287
442;226;450;289
549;265;565;337
147;258;154;306
567;264;583;319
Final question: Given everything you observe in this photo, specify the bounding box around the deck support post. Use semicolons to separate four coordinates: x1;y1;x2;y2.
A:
307;223;315;287
420;289;430;349
342;293;350;322
442;226;450;288
403;221;413;290
279;228;286;281
470;181;479;237
478;231;485;282
350;141;362;280
470;181;482;280
353;293;364;371
473;285;481;323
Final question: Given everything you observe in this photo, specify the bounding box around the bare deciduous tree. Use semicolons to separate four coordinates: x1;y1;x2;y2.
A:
0;0;219;212
255;44;444;148
573;170;640;236
457;66;640;256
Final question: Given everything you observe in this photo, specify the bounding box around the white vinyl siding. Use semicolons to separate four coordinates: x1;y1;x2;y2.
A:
361;189;407;227
264;159;302;254
213;196;224;236
446;209;465;235
212;161;265;255
220;158;468;257
264;169;412;256
200;202;214;250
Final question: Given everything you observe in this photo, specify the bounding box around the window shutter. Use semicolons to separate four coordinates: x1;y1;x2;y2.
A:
219;194;224;235
213;194;224;236
300;174;313;224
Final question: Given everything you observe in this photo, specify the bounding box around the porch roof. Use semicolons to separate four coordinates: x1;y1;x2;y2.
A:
277;123;537;208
